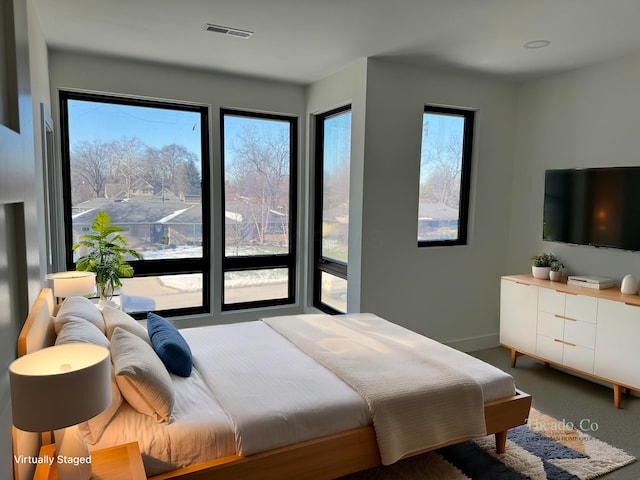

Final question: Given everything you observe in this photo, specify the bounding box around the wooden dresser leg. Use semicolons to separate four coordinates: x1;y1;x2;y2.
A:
510;349;518;368
495;431;507;454
613;384;622;409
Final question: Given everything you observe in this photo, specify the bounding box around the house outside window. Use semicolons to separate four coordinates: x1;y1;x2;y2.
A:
418;105;474;246
221;109;297;310
59;91;210;317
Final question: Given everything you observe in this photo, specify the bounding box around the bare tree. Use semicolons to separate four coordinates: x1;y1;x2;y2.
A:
108;137;145;197
142;144;199;200
71;140;110;200
228;124;289;245
420;123;463;208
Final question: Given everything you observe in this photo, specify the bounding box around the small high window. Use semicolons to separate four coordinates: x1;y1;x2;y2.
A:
418;105;474;246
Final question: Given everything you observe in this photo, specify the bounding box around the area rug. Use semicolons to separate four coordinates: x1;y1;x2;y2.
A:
339;408;635;479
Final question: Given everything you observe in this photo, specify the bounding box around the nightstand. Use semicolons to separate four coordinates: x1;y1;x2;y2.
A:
34;442;146;480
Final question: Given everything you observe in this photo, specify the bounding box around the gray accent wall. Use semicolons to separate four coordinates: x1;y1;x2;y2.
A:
1;1;51;479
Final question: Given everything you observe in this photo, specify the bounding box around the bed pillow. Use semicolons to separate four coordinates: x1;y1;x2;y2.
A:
54;296;105;334
55;318;110;349
102;306;151;344
147;312;193;377
78;368;123;444
111;327;174;422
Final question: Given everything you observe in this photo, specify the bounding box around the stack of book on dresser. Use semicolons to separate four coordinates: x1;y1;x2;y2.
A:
566;275;615;290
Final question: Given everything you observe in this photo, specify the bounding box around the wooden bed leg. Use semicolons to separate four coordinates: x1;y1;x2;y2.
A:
495;431;507;454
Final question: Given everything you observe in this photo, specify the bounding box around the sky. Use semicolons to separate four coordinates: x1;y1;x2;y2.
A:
67;99;203;158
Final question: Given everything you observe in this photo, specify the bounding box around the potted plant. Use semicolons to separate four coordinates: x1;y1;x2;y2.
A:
72;211;142;300
549;260;564;281
530;253;558;280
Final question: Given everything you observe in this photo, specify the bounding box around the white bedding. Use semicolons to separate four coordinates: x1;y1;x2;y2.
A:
89;366;236;476
91;315;515;476
182;321;371;456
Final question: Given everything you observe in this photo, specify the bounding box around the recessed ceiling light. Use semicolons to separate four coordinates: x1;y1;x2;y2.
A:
524;40;551;49
204;24;253;39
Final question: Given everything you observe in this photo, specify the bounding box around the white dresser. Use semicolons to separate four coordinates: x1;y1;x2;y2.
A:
500;274;640;408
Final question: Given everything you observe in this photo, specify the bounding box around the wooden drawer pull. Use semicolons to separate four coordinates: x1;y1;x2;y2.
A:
554;314;577;322
624;302;640;308
554;339;576;347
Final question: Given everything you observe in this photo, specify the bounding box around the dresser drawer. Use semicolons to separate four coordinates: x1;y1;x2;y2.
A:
538;288;565;314
537;311;564;339
536;334;564;364
565;294;597;324
564;320;596;348
563;344;595;373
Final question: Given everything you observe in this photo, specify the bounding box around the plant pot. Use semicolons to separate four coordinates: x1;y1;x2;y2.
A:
98;283;115;301
532;266;551;279
549;270;562;282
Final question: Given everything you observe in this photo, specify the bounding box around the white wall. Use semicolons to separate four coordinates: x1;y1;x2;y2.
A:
508;52;640;281
48;50;308;326
358;58;518;350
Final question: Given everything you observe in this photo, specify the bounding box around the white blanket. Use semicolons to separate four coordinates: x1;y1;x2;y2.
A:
263;313;487;464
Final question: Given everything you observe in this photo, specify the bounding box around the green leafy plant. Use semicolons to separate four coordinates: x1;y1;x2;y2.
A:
530;252;558;268
72;211;142;299
550;260;564;272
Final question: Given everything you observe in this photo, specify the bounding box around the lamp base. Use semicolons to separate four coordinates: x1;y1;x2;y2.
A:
54;426;92;480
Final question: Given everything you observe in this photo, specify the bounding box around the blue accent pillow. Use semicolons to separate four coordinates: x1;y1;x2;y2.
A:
147;312;193;377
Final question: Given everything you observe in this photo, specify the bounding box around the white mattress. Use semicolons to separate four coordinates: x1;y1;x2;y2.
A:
92;316;516;476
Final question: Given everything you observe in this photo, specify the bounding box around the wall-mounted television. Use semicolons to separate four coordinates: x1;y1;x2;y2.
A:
543;167;640;252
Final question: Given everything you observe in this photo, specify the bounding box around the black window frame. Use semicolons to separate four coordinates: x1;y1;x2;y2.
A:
418;105;474;248
220;108;298;311
59;90;211;318
313;104;351;314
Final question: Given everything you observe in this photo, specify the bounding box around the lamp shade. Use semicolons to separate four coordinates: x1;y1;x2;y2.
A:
46;271;96;298
9;344;111;432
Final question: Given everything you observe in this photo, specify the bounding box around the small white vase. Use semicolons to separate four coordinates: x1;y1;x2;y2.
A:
532;266;551;279
620;274;638;295
549;270;562;282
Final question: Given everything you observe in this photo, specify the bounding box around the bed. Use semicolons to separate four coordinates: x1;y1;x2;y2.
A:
13;288;532;480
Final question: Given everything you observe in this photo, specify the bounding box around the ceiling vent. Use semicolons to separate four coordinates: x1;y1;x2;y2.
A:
204;24;253;39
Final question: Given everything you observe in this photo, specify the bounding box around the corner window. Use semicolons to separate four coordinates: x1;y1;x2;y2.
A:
221;109;297;310
314;105;351;313
59;91;210;317
418;105;474;246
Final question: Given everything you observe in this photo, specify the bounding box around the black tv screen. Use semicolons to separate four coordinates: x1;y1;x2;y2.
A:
543;167;640;251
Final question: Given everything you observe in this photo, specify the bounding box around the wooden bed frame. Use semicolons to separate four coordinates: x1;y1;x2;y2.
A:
14;288;532;480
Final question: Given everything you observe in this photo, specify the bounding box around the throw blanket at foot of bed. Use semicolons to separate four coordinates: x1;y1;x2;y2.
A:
263;313;487;465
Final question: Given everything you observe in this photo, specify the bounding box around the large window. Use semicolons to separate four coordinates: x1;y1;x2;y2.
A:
60;91;209;316
418;105;474;246
221;109;297;310
314;106;351;313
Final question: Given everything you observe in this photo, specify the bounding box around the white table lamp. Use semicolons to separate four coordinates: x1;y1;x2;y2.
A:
45;271;96;302
9;344;111;480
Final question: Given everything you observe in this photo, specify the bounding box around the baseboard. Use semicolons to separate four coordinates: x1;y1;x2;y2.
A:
445;333;499;352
